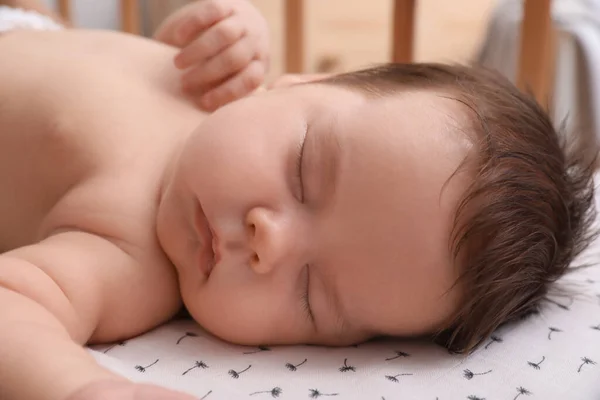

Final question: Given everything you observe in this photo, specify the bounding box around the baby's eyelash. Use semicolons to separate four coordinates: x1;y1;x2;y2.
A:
301;264;314;323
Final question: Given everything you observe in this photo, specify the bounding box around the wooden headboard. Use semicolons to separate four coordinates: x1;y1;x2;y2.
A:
56;0;553;105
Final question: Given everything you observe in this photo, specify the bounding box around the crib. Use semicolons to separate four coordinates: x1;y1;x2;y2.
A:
56;0;553;106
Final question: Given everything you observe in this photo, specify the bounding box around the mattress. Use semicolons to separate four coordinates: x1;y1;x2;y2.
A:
88;210;600;400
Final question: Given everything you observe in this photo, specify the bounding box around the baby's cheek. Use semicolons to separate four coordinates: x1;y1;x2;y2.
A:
185;278;310;345
182;280;267;344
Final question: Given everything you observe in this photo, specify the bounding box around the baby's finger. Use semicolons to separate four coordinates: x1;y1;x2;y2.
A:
173;0;234;47
182;35;256;91
198;60;264;111
175;15;245;70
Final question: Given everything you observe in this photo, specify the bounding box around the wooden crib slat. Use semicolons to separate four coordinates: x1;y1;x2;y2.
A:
56;0;554;107
58;0;71;22
517;0;554;107
120;0;140;34
285;0;304;73
392;0;416;63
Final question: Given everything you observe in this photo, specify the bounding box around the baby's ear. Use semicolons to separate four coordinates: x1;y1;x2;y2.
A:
267;73;333;89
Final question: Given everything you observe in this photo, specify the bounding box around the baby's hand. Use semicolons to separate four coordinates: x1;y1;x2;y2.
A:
68;380;198;400
155;0;270;111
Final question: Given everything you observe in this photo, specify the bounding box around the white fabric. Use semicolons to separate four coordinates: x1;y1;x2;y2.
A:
89;200;600;399
0;5;63;33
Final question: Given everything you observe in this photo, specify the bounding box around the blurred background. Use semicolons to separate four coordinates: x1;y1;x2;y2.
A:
40;0;497;81
38;0;600;159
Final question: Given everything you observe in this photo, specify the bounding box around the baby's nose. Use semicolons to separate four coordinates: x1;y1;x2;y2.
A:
245;207;295;275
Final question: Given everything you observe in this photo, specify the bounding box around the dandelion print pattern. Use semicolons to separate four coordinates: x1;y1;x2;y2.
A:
463;369;492;380
547;327;562;340
135;359;159;372
484;335;503;349
176;332;198;345
244;346;271;355
467;395;485;400
250;387;282;398
200;390;212;400
228;364;252;378
578;357;596;373
513;387;532;400
385;351;410;361
182;361;209;375
385;373;413;383
308;389;339;398
338;358;356;372
591;323;600;331
527;356;546;370
285;358;307;371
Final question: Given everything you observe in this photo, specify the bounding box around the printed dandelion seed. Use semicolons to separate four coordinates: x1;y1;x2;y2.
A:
385;373;413;383
103;341;126;353
513;387;532;400
548;327;562;340
527;356;546;370
578;357;596;373
385;351;410;361
228;364;252;378
463;369;492;380
546;298;571;310
250;387;282;398
308;389;338;398
182;361;209;376
176;332;198;345
134;359;159;373
244;345;271;354
338;358;356;372
484;335;502;349
285;358;307;371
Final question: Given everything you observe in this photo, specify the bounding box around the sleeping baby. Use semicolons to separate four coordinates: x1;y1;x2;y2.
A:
0;1;596;399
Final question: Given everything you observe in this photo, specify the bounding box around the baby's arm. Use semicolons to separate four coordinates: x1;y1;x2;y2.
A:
0;231;188;400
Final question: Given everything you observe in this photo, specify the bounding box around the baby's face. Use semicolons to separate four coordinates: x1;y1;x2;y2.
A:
157;83;471;346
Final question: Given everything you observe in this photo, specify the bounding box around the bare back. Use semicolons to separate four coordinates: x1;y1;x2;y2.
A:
0;29;206;340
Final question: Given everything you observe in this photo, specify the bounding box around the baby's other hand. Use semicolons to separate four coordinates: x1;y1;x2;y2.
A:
155;0;270;111
67;380;198;400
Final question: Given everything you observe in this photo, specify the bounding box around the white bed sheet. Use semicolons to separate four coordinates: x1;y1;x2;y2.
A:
89;214;600;400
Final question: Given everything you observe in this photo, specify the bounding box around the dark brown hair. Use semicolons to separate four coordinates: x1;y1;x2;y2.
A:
320;63;597;353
